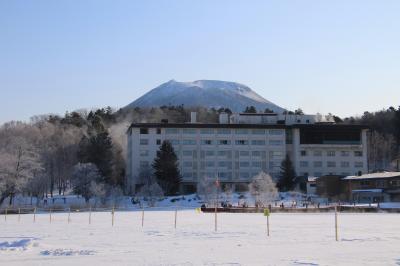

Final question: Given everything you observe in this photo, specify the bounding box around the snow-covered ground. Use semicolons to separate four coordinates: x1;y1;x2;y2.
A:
1;210;400;265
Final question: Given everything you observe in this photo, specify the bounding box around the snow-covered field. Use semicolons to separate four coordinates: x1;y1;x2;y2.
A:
1;210;399;265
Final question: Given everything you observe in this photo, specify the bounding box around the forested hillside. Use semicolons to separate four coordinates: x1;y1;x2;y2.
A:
0;105;399;205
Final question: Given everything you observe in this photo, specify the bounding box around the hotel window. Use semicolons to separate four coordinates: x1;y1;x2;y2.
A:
300;150;307;156
200;129;214;134
354;151;363;157
219;140;231;145
165;128;179;134
156;128;161;134
182;172;193;178
183;161;193;168
269;140;283;146
313;161;323;168
239;162;250;167
313;150;322;156
205;161;215;167
252;161;262;168
182;139;196;145
239;172;250;179
252;129;265;135
201;140;213;145
139;150;149;157
169;139;179;145
235;140;248;145
218;151;227;156
355;162;364;168
300;161;309;167
140;139;149;145
341;151;350;157
182;150;193;156
269;151;284;160
139;161;149;167
235;129;248;135
327;151;336;157
240;151;250;156
269;129;283;135
269;161;280;169
140;128;149;134
218;172;231;179
327;161;336;168
156;139;161;145
218;161;227;167
251;140;266;145
252;151;261;157
341;161;350;168
183;129;196;134
217;129;231;134
205;150;215;156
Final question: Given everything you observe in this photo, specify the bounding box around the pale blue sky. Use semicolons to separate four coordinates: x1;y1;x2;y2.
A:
1;1;399;124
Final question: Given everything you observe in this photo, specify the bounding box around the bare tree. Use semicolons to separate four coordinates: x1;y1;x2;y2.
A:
90;181;107;207
249;172;278;207
0;123;42;206
137;182;164;207
196;175;217;206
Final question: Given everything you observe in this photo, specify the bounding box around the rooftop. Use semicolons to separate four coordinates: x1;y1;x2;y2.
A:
343;172;400;180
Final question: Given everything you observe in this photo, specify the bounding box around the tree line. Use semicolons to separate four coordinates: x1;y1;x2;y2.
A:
1;104;399;206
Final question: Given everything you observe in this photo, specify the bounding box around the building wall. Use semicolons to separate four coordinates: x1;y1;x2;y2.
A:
291;129;368;177
127;127;286;191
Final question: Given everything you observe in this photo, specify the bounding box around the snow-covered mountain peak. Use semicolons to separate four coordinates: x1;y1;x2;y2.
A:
126;80;285;113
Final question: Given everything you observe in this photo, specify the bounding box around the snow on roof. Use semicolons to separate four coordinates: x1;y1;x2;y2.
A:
352;189;383;193
343;172;400;180
307;176;318;182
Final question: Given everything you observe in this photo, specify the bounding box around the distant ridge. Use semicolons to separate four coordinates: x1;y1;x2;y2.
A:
126;80;285;113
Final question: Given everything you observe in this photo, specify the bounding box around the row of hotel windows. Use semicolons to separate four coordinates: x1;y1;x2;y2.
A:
139;160;280;169
181;161;267;168
181;172;272;180
139;128;284;135
139;150;284;159
300;161;364;168
300;150;363;157
139;139;284;146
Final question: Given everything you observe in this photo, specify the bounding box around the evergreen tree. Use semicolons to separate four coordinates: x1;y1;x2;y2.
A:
277;155;296;192
152;140;181;195
78;132;114;184
244;106;257;113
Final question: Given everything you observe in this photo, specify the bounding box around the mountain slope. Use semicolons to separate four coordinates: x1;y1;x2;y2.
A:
126;80;285;113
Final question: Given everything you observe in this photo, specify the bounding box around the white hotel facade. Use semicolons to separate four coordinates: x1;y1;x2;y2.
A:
126;113;368;193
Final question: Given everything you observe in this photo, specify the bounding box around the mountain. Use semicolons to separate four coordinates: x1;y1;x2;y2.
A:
126;80;285;113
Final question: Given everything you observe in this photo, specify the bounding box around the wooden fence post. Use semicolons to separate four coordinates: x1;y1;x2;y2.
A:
112;206;115;227
89;206;92;225
335;205;339;241
141;208;145;228
174;208;178;229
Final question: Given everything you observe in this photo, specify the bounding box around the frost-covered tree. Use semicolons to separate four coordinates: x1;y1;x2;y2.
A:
90;181;107;206
0;130;42;206
249;172;278;207
197;175;217;205
137;181;164;207
71;163;102;203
